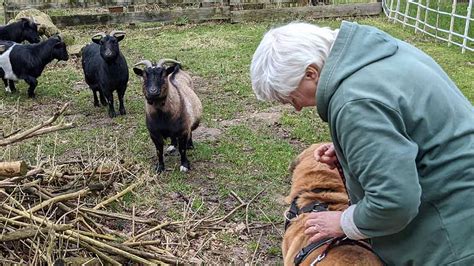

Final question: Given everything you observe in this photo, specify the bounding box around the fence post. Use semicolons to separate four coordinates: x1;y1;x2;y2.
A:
423;0;430;32
434;0;441;37
414;0;422;33
394;0;401;22
448;0;457;47
3;0;8;24
461;0;472;53
388;0;395;21
402;0;410;28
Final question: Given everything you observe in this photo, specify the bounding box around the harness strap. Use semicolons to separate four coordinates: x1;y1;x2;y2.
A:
294;237;333;266
310;237;382;265
284;188;329;230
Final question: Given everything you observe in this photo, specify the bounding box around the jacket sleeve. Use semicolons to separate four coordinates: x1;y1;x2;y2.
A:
335;99;421;237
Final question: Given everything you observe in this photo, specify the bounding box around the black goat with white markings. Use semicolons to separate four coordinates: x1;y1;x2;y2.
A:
0;35;69;97
133;59;202;173
82;31;129;118
0;18;41;44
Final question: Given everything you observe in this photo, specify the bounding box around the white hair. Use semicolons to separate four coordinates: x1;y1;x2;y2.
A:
250;22;338;102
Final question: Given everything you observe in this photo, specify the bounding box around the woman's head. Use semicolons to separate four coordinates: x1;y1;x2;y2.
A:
250;22;338;105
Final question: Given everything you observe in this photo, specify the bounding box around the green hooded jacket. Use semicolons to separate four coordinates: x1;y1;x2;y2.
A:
316;21;474;265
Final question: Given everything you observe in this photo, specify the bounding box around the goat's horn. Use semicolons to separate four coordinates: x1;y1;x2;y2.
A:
134;60;153;68
110;30;126;37
92;32;106;39
156;59;181;68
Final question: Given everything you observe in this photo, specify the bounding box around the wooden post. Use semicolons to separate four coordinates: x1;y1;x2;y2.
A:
0;161;28;178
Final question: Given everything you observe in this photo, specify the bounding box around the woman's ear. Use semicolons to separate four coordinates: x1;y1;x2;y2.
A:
305;65;319;81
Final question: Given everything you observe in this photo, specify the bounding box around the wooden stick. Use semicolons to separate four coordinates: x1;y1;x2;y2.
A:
0;161;28;178
0;102;71;146
106;242;178;265
80;207;158;224
58;233;121;266
66;230;155;265
123;240;162;247
26;188;90;214
27;123;74;138
250;231;264;266
126;221;183;243
93;182;140;210
245;189;265;234
0;224;72;242
75;230;118;242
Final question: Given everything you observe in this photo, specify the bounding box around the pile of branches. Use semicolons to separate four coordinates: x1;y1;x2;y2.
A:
0;159;267;264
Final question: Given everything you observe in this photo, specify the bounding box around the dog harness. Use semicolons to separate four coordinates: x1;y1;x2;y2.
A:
284;188;329;231
285;188;380;265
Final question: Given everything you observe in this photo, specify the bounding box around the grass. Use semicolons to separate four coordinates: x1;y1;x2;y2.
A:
0;15;473;263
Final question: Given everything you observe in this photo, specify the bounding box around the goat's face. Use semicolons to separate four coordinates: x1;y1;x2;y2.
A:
20;18;41;43
92;34;124;62
52;39;69;61
133;66;175;105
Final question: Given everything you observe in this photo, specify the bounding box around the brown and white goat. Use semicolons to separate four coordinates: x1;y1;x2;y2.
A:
133;59;202;173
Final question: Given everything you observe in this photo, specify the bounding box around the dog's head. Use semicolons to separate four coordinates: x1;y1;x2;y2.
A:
286;143;348;209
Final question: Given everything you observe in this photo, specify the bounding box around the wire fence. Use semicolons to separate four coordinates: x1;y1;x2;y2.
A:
382;0;473;53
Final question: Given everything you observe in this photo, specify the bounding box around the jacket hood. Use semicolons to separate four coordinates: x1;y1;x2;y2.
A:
316;21;399;122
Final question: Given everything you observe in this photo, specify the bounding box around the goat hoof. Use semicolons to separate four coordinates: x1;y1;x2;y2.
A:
108;111;117;118
179;165;189;172
94;101;100;107
119;109;126;115
155;164;165;173
165;145;177;155
28;93;36;99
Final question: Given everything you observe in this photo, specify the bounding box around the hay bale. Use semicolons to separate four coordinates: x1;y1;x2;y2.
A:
11;9;60;37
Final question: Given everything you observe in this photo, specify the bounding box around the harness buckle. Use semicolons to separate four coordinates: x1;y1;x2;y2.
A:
315;253;326;263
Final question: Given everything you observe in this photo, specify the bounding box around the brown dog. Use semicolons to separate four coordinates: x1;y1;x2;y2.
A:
282;143;382;266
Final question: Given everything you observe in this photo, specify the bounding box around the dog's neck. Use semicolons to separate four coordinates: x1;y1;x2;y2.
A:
289;169;349;211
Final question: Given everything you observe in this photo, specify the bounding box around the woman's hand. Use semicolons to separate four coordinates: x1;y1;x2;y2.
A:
304;211;345;243
314;143;338;169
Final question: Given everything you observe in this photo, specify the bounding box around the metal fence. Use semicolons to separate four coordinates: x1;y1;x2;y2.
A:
382;0;473;53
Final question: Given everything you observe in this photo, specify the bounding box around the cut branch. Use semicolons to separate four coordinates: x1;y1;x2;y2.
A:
0;102;73;146
0;161;28;178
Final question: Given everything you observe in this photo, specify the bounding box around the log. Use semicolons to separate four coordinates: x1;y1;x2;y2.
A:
0;161;28;178
0;224;72;242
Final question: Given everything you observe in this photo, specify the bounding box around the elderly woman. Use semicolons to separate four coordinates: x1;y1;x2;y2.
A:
250;21;474;265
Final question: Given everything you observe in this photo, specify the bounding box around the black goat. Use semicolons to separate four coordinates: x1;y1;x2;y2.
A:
0;18;41;44
82;31;129;118
134;59;202;173
0;35;69;98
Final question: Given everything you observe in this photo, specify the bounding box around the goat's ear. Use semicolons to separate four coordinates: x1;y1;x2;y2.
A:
91;36;102;44
53;42;64;49
133;67;143;77
20;18;30;27
165;64;180;77
115;34;125;42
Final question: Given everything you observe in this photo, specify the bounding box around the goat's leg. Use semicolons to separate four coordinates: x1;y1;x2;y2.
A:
3;78;10;92
151;134;165;173
178;135;190;172
187;132;194;149
166;137;178;155
117;88;126;115
92;89;100;107
103;90;116;118
98;90;107;106
25;76;38;98
8;80;16;93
